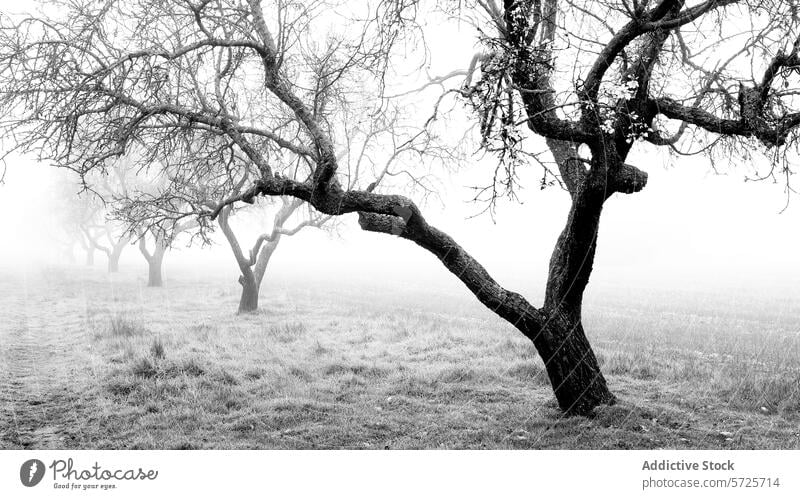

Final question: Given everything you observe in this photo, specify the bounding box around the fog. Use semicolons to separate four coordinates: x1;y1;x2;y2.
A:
2;143;799;302
1;0;798;303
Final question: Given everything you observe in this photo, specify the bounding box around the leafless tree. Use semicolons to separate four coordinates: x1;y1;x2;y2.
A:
84;162;138;272
3;0;798;415
107;163;198;286
218;196;329;312
49;174;101;266
49;170;131;271
135;222;198;287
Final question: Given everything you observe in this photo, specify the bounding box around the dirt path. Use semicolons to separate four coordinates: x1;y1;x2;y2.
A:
0;270;91;448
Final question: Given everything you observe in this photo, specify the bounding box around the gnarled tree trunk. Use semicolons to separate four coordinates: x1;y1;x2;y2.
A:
536;182;615;413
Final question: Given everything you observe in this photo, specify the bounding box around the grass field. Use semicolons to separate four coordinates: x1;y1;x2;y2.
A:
1;264;799;449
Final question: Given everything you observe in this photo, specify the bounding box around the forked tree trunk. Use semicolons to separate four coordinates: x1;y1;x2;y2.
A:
358;152;625;415
218;202;293;314
236;240;278;313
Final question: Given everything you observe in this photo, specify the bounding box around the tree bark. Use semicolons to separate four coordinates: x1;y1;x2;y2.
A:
532;314;615;415
539;194;614;412
238;272;259;313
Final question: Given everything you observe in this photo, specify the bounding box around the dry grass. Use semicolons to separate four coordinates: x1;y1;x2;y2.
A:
0;265;799;449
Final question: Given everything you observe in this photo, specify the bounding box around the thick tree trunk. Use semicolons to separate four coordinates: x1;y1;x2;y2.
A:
238;273;259;313
535;169;616;414
530;313;614;415
236;243;277;313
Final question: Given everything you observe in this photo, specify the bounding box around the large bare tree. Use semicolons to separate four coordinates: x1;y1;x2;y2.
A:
2;0;800;415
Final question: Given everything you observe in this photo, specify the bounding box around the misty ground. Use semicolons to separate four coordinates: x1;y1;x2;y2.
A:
1;263;799;449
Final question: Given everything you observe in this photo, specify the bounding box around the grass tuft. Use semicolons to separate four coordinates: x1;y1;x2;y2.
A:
106;315;147;338
150;338;166;360
131;357;158;378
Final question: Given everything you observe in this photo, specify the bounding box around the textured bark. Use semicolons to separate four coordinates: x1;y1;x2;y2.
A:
535;315;615;414
539;184;614;412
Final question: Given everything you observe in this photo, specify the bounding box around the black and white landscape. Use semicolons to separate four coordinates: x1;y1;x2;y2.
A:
0;0;799;450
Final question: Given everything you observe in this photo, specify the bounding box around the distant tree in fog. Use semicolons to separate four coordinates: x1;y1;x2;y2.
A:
5;0;800;415
49;171;129;271
112;104;431;313
108;162;198;287
50;178;101;266
212;110;422;313
135;223;197;287
85;163;136;272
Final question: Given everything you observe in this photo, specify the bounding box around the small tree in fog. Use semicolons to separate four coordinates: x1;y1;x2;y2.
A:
51;178;100;266
213;112;422;314
6;0;800;415
135;223;197;287
50;170;131;271
113;167;198;287
87;163;136;272
217;196;330;313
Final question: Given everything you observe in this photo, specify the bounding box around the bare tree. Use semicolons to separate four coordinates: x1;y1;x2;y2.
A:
49;171;128;270
3;0;798;415
85;164;137;272
217;196;328;312
49;174;100;265
136;222;197;287
112;166;199;286
82;221;131;272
